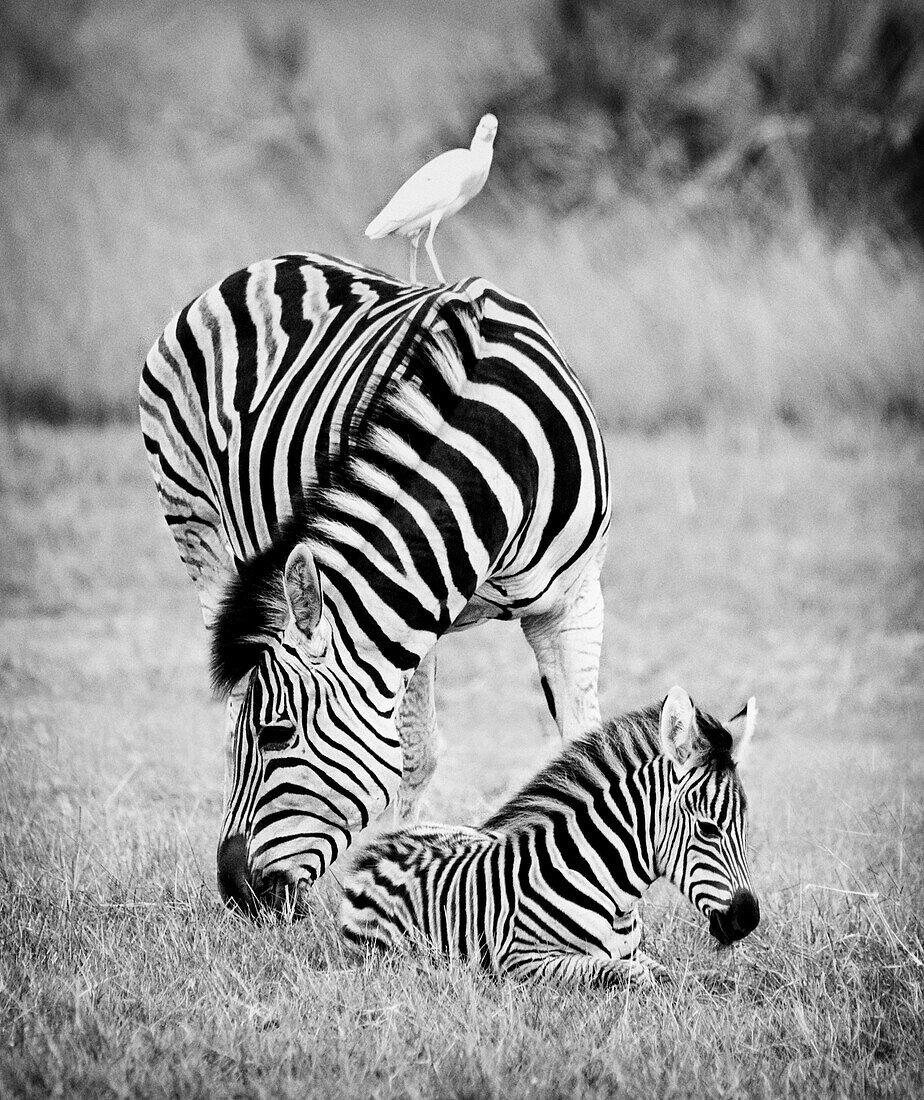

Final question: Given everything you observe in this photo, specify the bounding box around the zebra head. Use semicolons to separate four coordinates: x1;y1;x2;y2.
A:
215;544;404;918
656;687;760;945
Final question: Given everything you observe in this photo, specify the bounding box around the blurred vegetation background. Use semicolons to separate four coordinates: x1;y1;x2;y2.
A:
1;0;923;428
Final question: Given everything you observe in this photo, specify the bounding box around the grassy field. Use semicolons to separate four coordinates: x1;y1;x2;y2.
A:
3;0;924;1095
2;420;922;1098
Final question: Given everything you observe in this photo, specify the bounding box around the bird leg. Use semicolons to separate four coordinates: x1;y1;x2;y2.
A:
409;231;423;285
424;213;445;283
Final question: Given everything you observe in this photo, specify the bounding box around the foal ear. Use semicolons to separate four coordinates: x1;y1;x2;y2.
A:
283;544;323;640
659;686;699;769
727;696;757;765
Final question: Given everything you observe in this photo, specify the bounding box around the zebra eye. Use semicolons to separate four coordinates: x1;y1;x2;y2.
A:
696;819;722;840
257;723;296;751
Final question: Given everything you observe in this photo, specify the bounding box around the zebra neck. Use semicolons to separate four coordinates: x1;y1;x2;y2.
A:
316;555;450;698
524;761;662;917
307;511;472;672
602;762;662;912
627;760;668;894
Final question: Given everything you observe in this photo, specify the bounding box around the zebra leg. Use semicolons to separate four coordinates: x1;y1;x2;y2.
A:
393;650;440;825
502;948;661;987
222;673;250;807
521;560;604;741
173;522;234;630
166;516;244;802
188;566;250;812
142;400;234;629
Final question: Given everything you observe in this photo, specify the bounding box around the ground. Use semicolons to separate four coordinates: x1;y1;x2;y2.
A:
1;420;922;1098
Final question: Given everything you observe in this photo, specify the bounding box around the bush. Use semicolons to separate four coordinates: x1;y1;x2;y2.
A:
0;0;86;128
488;0;924;236
0;0;922;429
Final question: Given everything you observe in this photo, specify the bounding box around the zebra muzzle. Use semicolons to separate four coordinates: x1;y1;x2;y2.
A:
708;888;760;945
217;834;262;918
256;870;313;917
217;836;315;919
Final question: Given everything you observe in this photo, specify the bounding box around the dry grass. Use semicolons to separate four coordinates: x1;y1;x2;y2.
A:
2;2;923;1093
458;203;924;428
1;420;922;1097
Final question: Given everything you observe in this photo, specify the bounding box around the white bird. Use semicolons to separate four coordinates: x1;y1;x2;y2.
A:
365;114;497;285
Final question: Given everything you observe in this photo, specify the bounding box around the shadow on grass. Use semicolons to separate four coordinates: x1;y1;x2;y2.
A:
0;378;130;426
5;372;924;433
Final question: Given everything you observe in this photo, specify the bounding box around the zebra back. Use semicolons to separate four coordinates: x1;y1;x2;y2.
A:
142;253;610;676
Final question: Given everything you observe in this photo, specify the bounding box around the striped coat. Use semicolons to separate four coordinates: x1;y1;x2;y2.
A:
140;254;611;913
341;688;760;983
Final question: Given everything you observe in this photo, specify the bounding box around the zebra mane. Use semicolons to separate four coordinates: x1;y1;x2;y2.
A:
209;290;482;696
481;702;736;833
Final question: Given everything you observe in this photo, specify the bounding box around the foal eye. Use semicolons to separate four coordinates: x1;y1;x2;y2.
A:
696;819;722;840
257;724;296;751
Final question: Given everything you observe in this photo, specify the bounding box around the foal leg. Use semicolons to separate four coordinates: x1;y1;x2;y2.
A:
502;948;662;987
188;557;247;810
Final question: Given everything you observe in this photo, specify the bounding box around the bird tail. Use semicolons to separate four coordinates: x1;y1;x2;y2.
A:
364;211;393;239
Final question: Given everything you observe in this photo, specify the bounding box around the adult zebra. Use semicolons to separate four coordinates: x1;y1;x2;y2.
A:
140;253;610;916
341;688;760;984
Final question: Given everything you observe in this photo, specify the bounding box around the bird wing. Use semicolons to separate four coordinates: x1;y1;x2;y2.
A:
365;149;477;236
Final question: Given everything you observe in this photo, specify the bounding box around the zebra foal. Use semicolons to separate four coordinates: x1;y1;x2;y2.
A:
341;687;760;984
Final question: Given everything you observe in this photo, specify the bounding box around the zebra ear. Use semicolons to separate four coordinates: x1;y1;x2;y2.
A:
659;686;699;769
727;697;757;765
283;544;323;640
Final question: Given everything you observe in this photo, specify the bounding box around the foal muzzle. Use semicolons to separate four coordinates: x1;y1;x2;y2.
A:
709;888;760;945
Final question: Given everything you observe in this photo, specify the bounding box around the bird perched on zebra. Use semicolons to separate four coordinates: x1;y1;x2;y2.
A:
341;688;760;985
365;114;497;285
140;253;609;918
